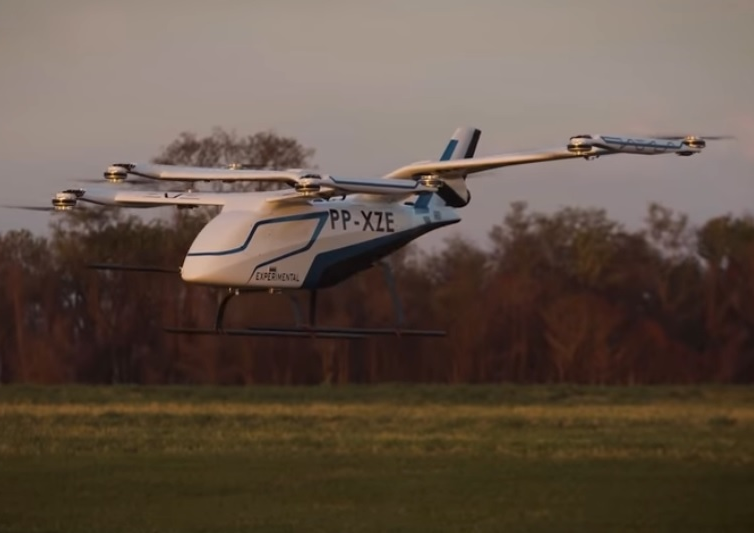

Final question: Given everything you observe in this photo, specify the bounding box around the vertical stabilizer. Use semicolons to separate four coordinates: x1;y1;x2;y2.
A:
436;127;481;207
440;127;481;161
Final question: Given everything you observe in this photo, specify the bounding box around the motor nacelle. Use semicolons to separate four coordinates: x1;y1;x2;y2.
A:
418;174;443;188
295;173;322;195
104;163;133;183
567;134;594;154
676;136;705;156
51;189;84;211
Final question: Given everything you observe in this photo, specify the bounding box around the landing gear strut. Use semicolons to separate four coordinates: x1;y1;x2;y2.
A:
165;262;445;339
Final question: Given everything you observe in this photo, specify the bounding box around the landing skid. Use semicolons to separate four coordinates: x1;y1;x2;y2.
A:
164;326;445;339
88;263;180;274
164;262;446;339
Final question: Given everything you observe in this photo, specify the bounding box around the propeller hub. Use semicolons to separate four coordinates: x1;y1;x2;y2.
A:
295;174;322;195
419;174;443;188
104;164;130;183
682;136;706;149
567;135;594;153
51;191;79;211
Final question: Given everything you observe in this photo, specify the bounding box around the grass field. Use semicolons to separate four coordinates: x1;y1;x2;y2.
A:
0;385;753;532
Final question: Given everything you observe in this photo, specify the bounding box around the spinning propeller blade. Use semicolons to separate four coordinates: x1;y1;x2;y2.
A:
1;204;59;212
72;178;155;186
651;134;735;140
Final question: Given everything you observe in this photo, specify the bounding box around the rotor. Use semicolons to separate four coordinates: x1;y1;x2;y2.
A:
51;189;85;210
104;164;134;183
649;134;734;156
2;189;86;212
651;134;735;141
649;134;735;149
418;174;443;188
294;174;323;195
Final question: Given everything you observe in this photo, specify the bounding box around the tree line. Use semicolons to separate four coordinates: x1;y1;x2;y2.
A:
1;129;752;385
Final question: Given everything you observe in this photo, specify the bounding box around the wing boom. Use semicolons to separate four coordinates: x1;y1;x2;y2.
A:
384;147;607;179
79;189;229;208
106;163;303;184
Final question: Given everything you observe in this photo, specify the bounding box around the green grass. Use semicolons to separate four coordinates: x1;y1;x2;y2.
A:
1;385;753;532
0;383;744;405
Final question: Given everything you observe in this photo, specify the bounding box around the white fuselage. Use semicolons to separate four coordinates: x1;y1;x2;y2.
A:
180;195;460;289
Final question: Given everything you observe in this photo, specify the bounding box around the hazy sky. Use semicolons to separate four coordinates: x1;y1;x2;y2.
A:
1;0;752;249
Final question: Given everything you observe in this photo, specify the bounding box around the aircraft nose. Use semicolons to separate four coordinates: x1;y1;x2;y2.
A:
180;255;243;285
180;255;212;283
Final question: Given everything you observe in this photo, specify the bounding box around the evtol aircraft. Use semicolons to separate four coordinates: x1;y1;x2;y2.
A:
27;128;728;339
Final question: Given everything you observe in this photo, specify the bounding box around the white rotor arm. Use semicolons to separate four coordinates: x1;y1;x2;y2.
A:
104;163;304;184
566;134;730;156
77;188;229;208
323;176;434;194
265;175;437;205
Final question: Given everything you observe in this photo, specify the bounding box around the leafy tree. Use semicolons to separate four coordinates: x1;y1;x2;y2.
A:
2;126;753;385
153;127;315;170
